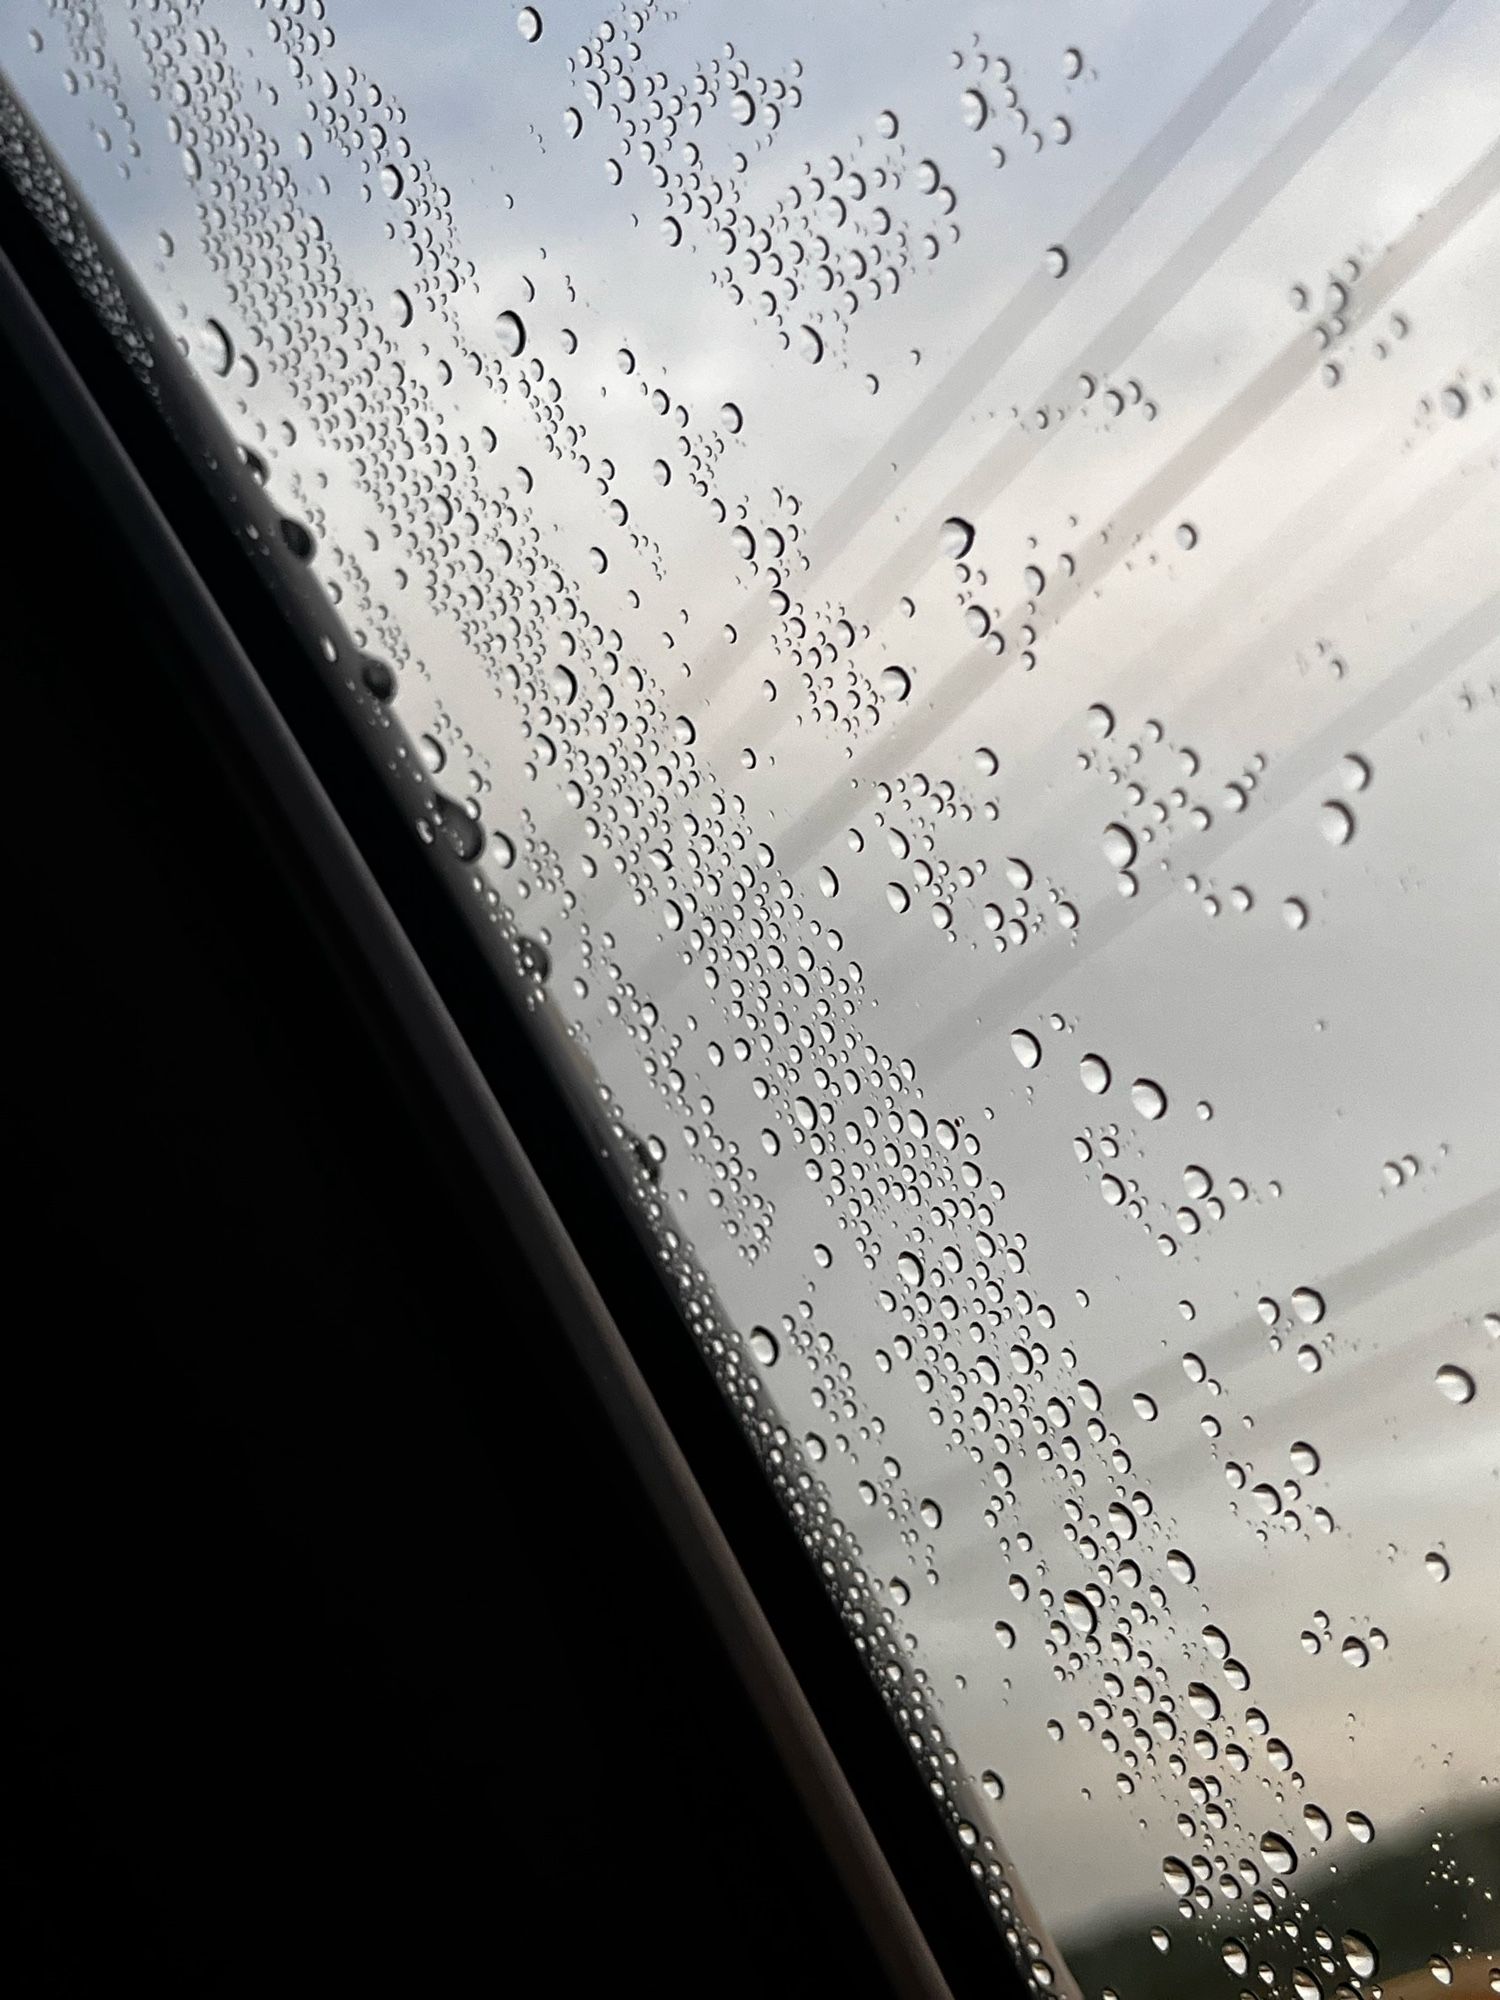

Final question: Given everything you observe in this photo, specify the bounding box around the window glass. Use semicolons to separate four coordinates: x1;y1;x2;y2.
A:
7;4;1499;1994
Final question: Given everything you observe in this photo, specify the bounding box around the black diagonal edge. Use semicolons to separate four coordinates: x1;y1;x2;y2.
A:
0;88;1032;2000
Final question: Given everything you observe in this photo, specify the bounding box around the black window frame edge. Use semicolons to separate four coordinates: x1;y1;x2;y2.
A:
0;87;1032;2000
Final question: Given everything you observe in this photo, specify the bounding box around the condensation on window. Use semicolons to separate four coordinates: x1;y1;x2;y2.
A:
6;3;1499;1995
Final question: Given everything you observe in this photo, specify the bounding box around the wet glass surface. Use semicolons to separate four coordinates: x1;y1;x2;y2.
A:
6;3;1499;1993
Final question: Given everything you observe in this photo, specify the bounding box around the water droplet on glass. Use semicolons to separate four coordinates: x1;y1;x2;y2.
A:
1341;752;1372;792
993;1620;1016;1649
960;88;988;130
361;657;397;702
1425;1550;1450;1582
981;1769;1004;1800
1044;244;1069;277
1010;1029;1042;1069
1131;1078;1167;1121
1283;897;1309;930
1342;1934;1378;1979
1260;1832;1298;1875
1086;704;1115;739
880;665;912;701
817;866;839;899
517;6;543;42
1132;1392;1158;1422
203;318;234;377
1346;1811;1375;1844
432;794;486;863
1435;1364;1475;1404
1062;1589;1097;1636
1102;823;1137;869
798;324;825;364
730;88;756;126
1176;522;1198;550
748;1326;779;1367
1320;800;1355;845
497;309;527;358
1341;1635;1370;1668
1079;1054;1111;1094
940;516;975;559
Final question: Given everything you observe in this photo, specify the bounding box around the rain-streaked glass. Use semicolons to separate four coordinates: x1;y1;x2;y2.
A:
6;3;1498;1994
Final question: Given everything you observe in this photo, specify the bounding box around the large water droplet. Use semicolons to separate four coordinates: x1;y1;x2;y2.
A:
1435;1364;1475;1404
517;7;542;41
1320;800;1355;845
1101;823;1137;869
497;309;527;358
1131;1078;1167;1121
1062;1589;1096;1636
432;793;486;863
1010;1029;1041;1069
748;1326;779;1367
940;516;975;559
1342;1934;1378;1979
1259;1831;1298;1875
203;317;234;377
